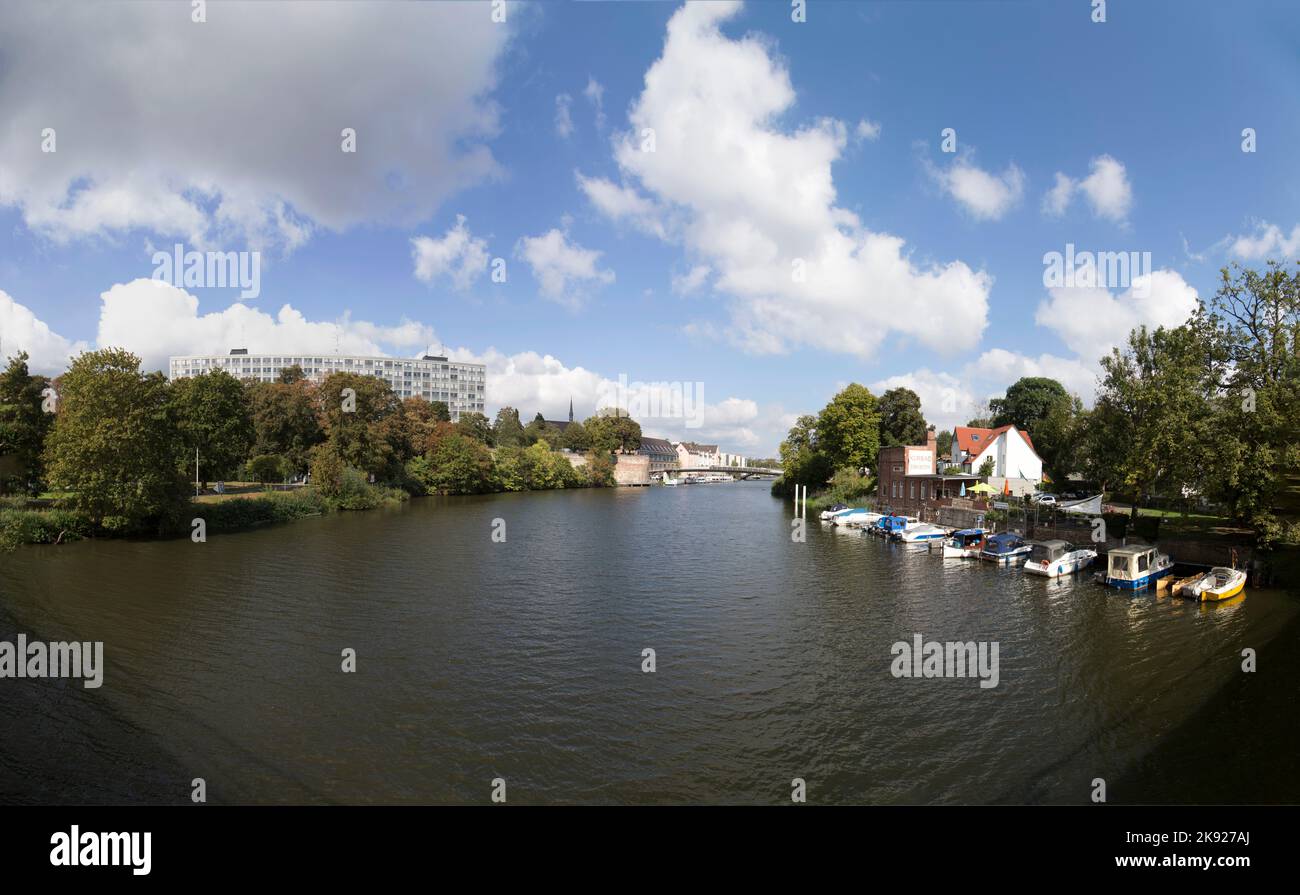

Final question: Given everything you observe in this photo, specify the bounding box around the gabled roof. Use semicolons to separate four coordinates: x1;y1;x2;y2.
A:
639;436;677;456
543;420;572;432
677;441;718;453
954;425;1037;456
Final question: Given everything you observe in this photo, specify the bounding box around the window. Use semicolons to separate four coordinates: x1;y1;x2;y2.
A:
909;483;915;499
1138;553;1149;572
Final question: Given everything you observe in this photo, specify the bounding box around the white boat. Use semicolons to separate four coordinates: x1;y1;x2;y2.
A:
834;509;882;528
662;477;679;486
896;522;949;545
1104;544;1174;589
1181;566;1246;602
936;528;985;558
818;503;850;521
1022;539;1097;577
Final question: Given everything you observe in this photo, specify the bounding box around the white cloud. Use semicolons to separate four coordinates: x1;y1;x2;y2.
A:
582;1;991;360
926;156;1025;221
411;215;490;290
555;93;575;139
871;368;980;433
516;229;615;308
1043;155;1133;223
1228;221;1300;260
575;173;669;238
672;264;712;295
584;77;607;131
855;119;881;142
0;290;88;374
94;279;436;373
0;1;512;250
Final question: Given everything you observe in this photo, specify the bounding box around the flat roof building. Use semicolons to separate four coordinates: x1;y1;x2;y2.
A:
169;350;487;420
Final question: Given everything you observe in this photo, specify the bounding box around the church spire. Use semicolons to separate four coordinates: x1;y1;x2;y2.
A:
569;397;574;422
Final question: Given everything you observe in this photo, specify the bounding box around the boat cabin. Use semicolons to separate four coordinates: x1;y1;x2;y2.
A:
949;528;985;547
1029;540;1072;564
983;532;1025;554
1107;545;1158;581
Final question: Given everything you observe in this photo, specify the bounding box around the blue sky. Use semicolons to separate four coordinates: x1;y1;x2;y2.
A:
0;0;1297;454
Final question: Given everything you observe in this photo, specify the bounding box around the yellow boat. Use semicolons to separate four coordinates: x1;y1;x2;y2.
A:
1182;567;1247;602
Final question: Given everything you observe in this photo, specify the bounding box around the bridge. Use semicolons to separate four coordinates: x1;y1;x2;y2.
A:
657;466;780;481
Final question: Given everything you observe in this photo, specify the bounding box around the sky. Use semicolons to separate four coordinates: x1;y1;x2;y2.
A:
1;0;1297;456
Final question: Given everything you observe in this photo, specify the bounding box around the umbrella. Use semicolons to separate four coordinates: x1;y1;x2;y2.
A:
970;483;994;495
1003;479;1011;496
959;481;966;497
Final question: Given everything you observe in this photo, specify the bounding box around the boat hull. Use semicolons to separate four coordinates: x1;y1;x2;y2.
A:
1105;566;1172;590
1023;552;1096;577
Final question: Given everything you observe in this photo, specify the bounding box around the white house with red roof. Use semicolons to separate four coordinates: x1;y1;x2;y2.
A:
953;425;1043;483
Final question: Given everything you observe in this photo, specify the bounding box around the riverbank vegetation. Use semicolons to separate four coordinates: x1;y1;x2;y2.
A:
0;350;638;549
772;261;1300;547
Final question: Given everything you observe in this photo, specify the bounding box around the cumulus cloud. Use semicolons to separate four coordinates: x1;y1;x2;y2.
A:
1228;221;1300;261
516;229;616;308
855;119;882;142
0;290;89;374
575;173;669;239
0;1;512;250
411;215;491;290
926;155;1025;220
1042;155;1133;223
584;77;607;131
672;265;712;295
580;1;991;360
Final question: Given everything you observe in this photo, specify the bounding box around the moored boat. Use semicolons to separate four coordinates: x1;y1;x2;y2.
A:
896;522;948;544
1104;544;1173;590
1022;539;1097;577
1181;566;1246;602
980;532;1031;564
936;528;985;558
875;515;918;538
818;503;849;520
836;509;882;528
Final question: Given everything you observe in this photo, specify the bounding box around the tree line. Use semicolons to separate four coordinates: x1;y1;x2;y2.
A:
0;349;645;535
773;262;1300;544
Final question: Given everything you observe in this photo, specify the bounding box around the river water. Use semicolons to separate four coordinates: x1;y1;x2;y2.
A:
1;481;1295;804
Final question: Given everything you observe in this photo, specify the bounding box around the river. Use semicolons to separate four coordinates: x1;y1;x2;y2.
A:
1;481;1295;804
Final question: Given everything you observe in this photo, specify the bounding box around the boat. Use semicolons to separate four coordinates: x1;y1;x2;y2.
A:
662;476;679;487
896;522;949;544
1160;573;1199;595
936;528;985;558
980;532;1032;564
1181;566;1247;602
835;509;882;528
875;515;918;538
818;503;849;521
1103;544;1174;590
1022;539;1097;577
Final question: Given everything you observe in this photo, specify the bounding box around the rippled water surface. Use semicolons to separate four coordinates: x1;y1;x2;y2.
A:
1;482;1295;804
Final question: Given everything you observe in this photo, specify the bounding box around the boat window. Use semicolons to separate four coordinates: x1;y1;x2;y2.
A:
1111;555;1126;572
1138;554;1149;572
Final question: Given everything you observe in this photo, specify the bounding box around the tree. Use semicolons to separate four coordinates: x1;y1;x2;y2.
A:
169;369;253;487
1083;325;1210;521
561;419;591;452
523;412;560;448
317;372;405;480
978;456;996;478
277;364;307;385
777;414;833;492
585;408;641;454
430;400;451;423
246;377;322;474
989;376;1079;482
493;406;526;448
456;411;493;445
935;429;954;461
43;349;188;531
817;383;880;471
0;351;53;493
249;453;288;486
425;433;495;494
877;387;927;448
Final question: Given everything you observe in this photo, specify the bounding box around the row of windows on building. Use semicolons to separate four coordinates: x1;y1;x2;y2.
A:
889;480;934;501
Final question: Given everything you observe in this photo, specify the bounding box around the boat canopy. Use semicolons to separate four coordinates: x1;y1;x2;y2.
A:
1029;540;1070;563
984;532;1024;552
1108;545;1157;577
950;529;984;544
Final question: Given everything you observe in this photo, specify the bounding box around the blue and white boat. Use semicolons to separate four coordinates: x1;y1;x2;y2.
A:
980;532;1032;564
1104;544;1174;589
818;503;850;521
835;509;882;528
936;528;986;559
896;522;949;545
874;515;917;538
1023;540;1097;577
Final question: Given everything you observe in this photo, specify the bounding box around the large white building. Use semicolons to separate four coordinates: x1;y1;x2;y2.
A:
953;425;1043;482
169;350;487;419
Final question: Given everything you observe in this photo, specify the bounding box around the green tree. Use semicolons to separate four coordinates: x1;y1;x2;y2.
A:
776;414;834;493
876;387;927;448
0;352;54;493
585;408;642;454
277;364;307;385
561;419;591;452
989;376;1080;482
169;369;253;488
455;411;493;445
246;377;322;474
317;372;405;480
935;429;954;461
426;433;495;494
249;453;288;486
493;406;526;448
430;400;451;423
978;456;995;478
43;349;188;531
817;383;880;471
523;412;560;448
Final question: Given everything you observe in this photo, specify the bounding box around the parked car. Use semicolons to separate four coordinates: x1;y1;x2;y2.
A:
1032;493;1057;505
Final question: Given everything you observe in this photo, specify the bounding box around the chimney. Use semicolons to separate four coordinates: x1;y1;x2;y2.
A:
926;426;937;473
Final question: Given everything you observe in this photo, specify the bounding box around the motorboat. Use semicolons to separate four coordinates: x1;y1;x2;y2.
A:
662;476;679;486
1181;566;1247;602
818;503;849;520
980;532;1032;564
1022;539;1097;577
874;515;918;538
1104;544;1174;589
936;528;985;558
834;509;882;528
896;522;949;545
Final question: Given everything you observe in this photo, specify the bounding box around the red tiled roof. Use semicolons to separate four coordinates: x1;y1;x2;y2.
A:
954;425;1037;456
